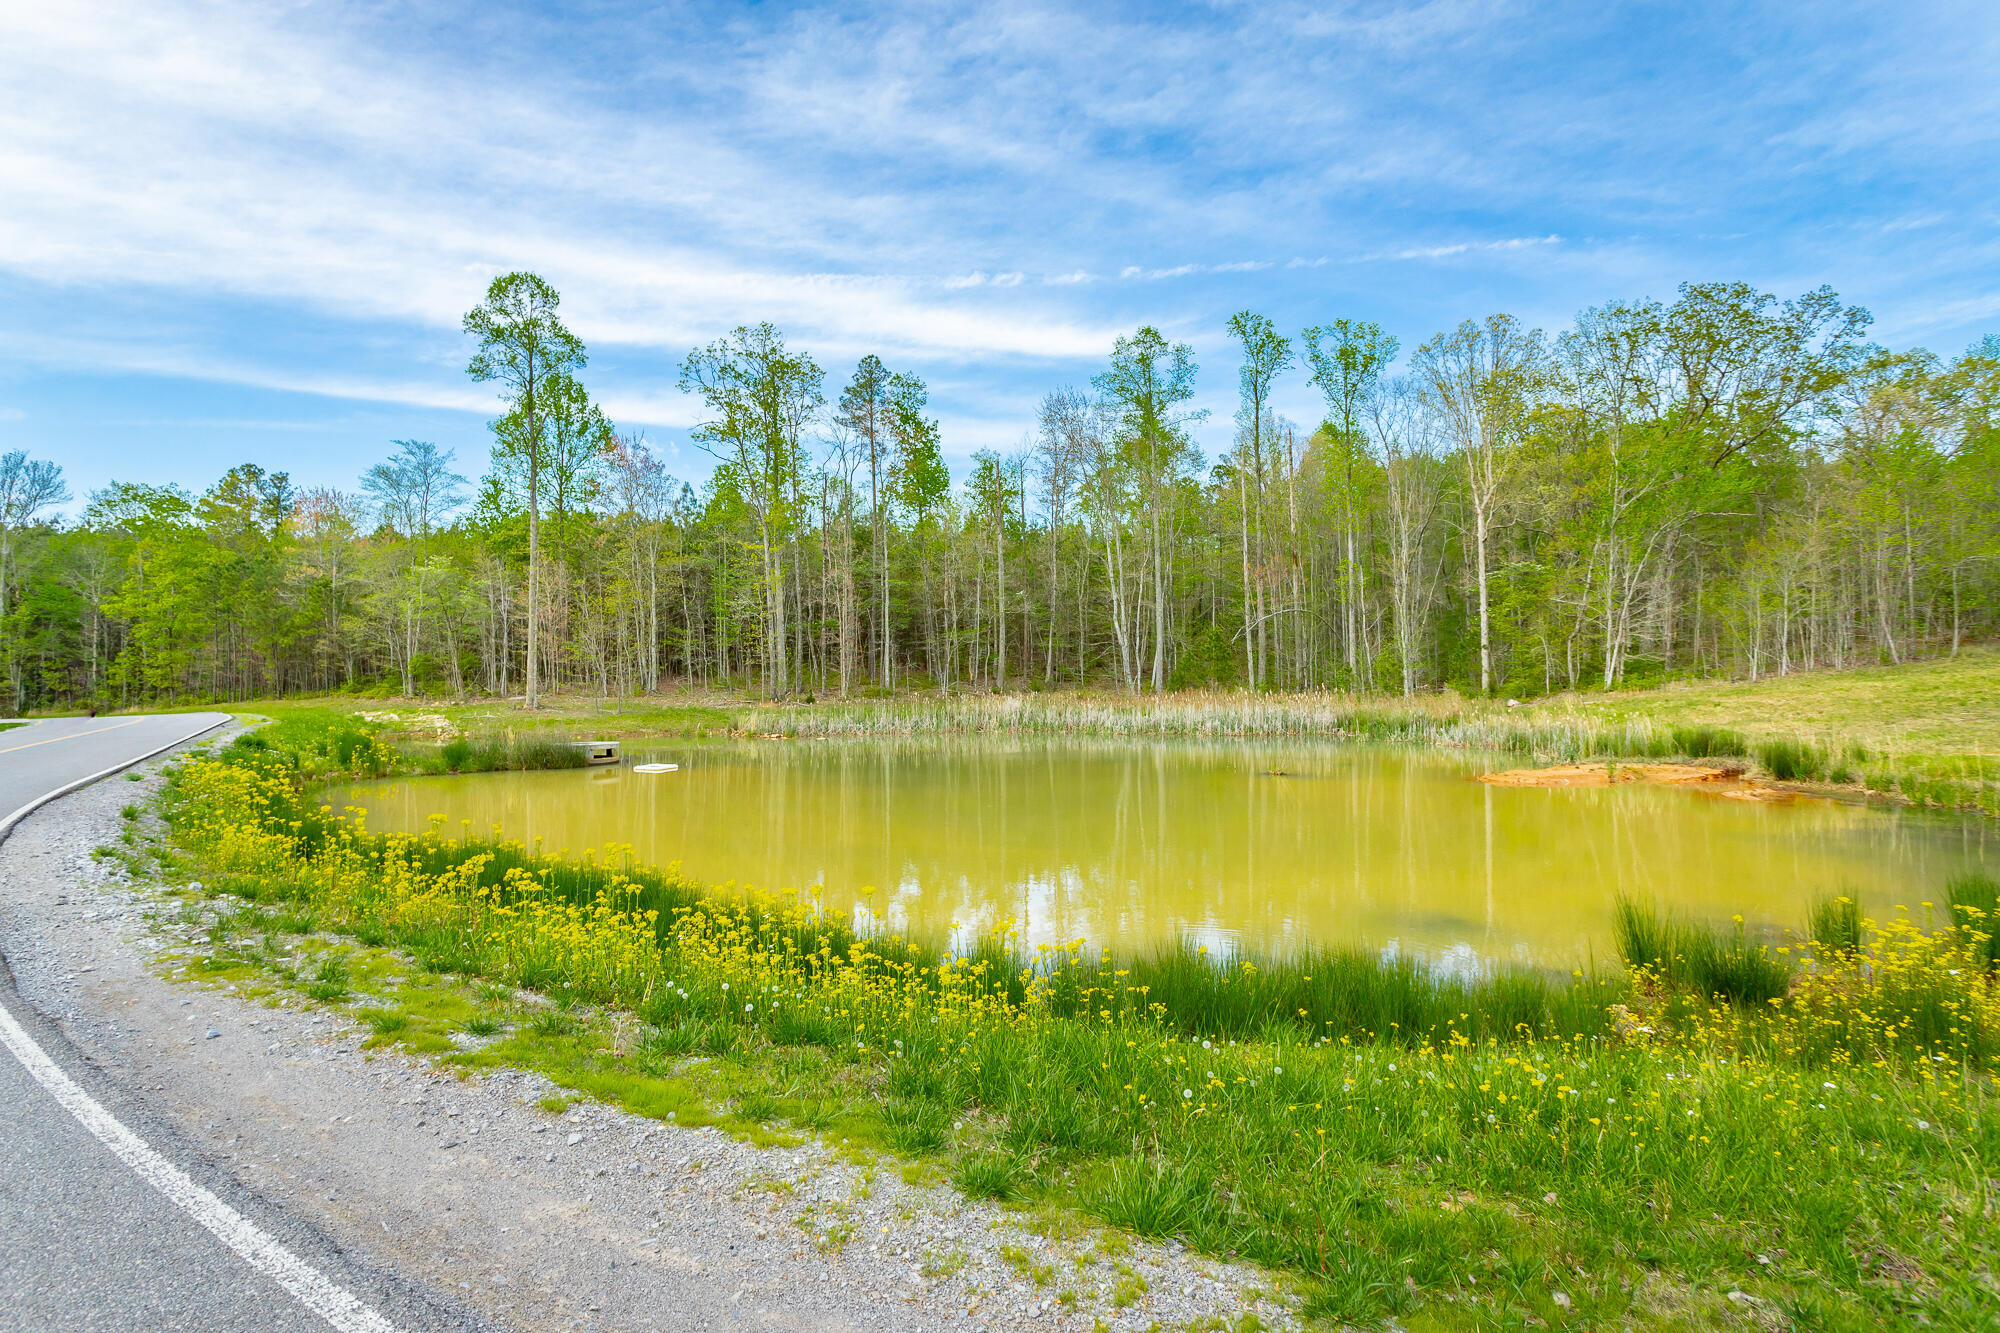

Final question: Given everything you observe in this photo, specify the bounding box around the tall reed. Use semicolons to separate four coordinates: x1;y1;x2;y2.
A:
430;733;588;773
1806;893;1863;955
746;692;1753;766
1947;872;2000;970
1611;897;1792;1005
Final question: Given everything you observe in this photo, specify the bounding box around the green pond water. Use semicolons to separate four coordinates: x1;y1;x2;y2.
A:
336;739;1999;966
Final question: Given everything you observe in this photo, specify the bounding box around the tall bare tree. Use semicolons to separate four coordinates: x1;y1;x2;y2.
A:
1305;320;1399;682
1412;315;1546;694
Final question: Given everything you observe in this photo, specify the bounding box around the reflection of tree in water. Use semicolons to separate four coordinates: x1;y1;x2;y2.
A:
338;738;1998;968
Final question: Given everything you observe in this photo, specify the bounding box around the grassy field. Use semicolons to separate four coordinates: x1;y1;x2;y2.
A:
1553;649;2000;761
123;711;2000;1331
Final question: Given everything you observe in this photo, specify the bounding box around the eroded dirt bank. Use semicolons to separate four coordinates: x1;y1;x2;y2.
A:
1475;761;1792;802
0;735;1293;1333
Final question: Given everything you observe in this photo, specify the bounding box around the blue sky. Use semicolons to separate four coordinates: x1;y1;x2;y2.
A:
4;0;1997;509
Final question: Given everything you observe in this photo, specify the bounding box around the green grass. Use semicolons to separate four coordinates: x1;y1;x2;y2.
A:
1610;898;1793;1005
1947;872;2000;971
304;955;350;1000
950;1147;1027;1201
1562;647;2000;757
426;733;588;773
163;875;2000;1330
1807;893;1864;954
146;693;2000;1330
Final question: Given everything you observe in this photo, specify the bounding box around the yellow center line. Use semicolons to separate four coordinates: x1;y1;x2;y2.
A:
0;718;147;756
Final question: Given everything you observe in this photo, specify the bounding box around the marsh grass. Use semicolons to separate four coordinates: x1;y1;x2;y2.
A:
1087;941;1619;1045
229;708;590;782
1756;737;1824;781
1807;893;1864;955
1611;899;1792;1005
1947;872;2000;970
738;666;2000;813
309;805;1615;1048
429;733;588;774
745;693;1758;771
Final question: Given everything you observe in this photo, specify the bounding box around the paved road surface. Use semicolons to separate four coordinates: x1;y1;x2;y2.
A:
0;714;468;1333
0;715;229;825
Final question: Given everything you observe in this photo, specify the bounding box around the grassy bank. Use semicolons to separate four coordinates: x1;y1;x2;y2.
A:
143;714;2000;1331
230;708;604;780
740;651;2000;814
98;646;2000;814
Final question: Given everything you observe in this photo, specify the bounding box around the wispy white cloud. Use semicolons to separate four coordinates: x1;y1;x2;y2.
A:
1369;235;1565;262
0;1;1126;376
1;0;1994;481
0;328;501;416
1118;261;1274;281
943;271;1027;290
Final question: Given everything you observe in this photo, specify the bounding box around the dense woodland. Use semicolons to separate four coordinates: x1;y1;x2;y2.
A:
7;274;1998;710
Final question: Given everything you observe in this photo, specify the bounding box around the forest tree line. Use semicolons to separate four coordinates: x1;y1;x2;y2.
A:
6;273;1998;710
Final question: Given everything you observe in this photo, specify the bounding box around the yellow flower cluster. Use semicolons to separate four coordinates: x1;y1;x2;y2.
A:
170;754;2000;1090
1624;908;2000;1069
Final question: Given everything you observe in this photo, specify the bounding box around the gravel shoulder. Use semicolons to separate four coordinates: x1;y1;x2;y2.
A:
0;736;1295;1333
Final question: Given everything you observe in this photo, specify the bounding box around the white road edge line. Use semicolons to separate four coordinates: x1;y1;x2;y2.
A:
0;1000;400;1333
0;711;402;1333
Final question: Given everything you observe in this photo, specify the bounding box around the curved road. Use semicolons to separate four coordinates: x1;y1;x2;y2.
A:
0;715;468;1332
0;715;230;827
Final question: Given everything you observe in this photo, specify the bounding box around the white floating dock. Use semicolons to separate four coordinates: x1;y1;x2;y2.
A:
633;762;680;774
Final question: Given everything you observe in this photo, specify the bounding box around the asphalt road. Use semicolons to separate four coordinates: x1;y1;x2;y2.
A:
0;715;231;825
0;714;468;1333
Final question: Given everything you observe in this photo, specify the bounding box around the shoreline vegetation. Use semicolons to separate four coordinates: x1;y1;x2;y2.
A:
138;710;2000;1329
127;647;2000;817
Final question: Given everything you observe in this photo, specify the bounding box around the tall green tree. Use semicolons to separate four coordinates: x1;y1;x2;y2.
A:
1413;315;1547;694
1304;319;1399;682
1225;312;1293;685
837;354;895;688
886;371;946;683
363;440;467;694
0;451;71;708
464;272;587;708
680;323;824;696
1095;326;1204;692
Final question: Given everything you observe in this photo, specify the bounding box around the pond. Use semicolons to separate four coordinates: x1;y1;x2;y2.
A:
335;739;1998;967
